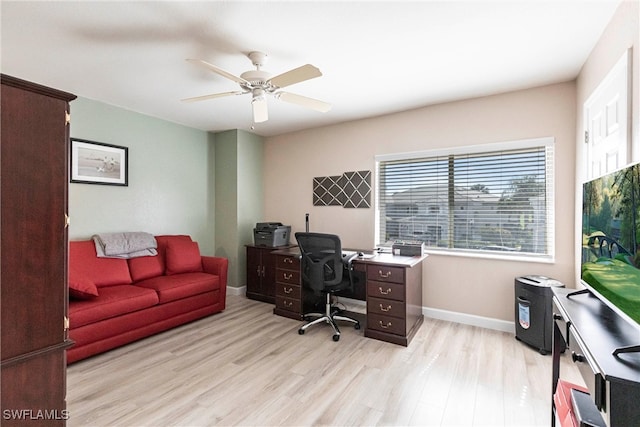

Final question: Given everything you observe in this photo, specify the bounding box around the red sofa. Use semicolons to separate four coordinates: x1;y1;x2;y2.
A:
67;235;227;364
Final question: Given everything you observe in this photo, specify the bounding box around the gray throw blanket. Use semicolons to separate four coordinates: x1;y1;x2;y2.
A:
93;232;158;259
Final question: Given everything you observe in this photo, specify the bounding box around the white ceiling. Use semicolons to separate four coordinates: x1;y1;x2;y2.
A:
1;1;621;137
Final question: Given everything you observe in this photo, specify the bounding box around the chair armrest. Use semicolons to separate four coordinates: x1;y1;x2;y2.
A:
201;256;228;288
341;252;358;269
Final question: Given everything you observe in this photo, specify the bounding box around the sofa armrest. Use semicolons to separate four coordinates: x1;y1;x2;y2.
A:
201;256;228;288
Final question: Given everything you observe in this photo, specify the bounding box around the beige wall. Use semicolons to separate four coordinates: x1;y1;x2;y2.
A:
264;82;576;323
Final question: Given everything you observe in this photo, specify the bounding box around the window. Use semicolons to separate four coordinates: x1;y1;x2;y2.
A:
376;137;555;260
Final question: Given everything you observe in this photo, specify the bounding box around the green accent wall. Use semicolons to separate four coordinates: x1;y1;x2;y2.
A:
69;97;216;255
215;129;264;288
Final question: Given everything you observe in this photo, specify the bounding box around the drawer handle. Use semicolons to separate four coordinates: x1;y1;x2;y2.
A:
378;320;392;329
256;266;261;275
571;351;585;363
378;270;392;279
284;258;293;264
283;273;292;280
284;287;293;294
379;304;392;312
378;287;392;295
283;300;293;308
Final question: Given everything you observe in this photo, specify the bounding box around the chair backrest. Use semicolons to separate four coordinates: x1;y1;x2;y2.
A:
295;232;345;293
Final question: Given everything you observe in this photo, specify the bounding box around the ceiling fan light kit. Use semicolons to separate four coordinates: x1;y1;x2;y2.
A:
251;88;268;123
183;51;331;124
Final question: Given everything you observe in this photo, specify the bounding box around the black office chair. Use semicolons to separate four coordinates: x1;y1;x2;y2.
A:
295;232;361;341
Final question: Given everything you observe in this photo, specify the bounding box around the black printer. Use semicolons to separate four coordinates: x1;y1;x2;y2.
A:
253;222;291;247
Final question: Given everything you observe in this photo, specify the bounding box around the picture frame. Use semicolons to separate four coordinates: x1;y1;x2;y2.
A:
70;138;128;186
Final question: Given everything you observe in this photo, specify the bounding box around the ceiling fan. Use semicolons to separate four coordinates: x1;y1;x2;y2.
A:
182;51;331;123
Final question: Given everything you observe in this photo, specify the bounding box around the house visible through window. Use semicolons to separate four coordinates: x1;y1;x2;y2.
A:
375;137;555;260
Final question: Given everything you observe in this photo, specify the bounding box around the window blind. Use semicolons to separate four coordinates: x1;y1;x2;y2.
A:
376;139;554;259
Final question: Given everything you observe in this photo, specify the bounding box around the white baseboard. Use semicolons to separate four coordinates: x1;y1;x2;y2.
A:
423;306;515;334
227;285;246;296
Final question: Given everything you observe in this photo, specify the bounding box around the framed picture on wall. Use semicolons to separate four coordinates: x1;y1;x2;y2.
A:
70;138;128;186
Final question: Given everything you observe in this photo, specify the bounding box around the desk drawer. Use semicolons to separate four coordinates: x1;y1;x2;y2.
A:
368;296;405;318
276;269;300;285
367;313;406;336
552;298;569;344
276;255;300;270
367;280;405;302
367;265;404;284
275;283;301;299
275;296;301;313
568;326;606;410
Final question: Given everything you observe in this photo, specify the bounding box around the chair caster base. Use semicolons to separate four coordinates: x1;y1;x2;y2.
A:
354;323;361;330
298;329;305;335
333;334;340;342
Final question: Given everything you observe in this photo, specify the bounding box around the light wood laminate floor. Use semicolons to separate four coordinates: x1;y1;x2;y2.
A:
67;294;584;426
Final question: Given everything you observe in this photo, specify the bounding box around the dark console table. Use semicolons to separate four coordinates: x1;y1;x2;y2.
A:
551;287;640;426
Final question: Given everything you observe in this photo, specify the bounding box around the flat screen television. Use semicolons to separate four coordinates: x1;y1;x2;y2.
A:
581;161;640;355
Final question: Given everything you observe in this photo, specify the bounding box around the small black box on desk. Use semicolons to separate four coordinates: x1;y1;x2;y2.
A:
391;240;425;256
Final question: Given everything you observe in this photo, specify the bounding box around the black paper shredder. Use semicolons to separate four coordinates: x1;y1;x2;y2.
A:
514;275;565;355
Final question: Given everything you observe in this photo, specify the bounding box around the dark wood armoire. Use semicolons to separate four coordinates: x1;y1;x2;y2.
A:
1;75;76;426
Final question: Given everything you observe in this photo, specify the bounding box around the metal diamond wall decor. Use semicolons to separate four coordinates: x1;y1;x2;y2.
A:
313;176;342;206
313;170;371;208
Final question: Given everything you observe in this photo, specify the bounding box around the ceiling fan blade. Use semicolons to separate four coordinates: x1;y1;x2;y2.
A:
269;64;322;89
252;97;268;123
276;92;331;113
181;91;245;103
186;59;249;85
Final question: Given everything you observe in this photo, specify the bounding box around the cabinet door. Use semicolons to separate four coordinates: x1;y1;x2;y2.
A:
1;83;68;358
262;249;277;299
246;246;263;298
245;246;277;303
1;76;74;426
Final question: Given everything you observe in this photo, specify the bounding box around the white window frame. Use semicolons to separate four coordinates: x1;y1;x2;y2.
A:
375;137;555;263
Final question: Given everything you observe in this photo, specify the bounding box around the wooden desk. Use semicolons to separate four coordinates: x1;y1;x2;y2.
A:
271;248;427;346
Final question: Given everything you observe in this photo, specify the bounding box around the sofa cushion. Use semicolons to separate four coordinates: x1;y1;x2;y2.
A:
135;272;219;303
69;285;159;328
128;254;164;282
68;265;99;300
155;235;192;258
166;240;203;275
69;240;132;287
127;235;193;281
